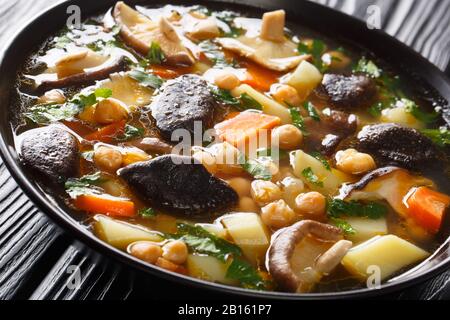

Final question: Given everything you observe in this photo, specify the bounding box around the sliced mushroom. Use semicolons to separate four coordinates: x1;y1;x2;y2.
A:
113;1;194;66
126;137;173;154
182;12;220;41
151;74;217;141
31;48;127;91
267;220;352;293
217;10;309;72
357;123;444;171
118;155;238;217
19;126;79;184
338;166;433;217
318;74;377;110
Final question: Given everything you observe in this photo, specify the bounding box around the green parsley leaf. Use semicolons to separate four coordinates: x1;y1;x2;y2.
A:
198;40;235;67
310;152;331;171
116;124;145;142
256;148;288;161
289;108;308;135
167;223;242;262
420;127;450;147
211;87;240;105
237;93;262;111
401;98;439;124
226;258;267;290
327;199;388;220
138;207;157;219
303;101;320;122
94;88;113;99
25;103;81;124
298;39;327;72
354;57;381;78
239;154;272;181
128;69;163;89
147;42;165;65
330;218;356;235
302;167;324;188
65;172;105;199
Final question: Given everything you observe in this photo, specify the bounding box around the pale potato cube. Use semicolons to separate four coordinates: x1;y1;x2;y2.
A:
221;213;270;266
341;235;429;281
286;61;323;101
344;217;388;243
187;254;238;285
94;215;163;250
231;84;292;124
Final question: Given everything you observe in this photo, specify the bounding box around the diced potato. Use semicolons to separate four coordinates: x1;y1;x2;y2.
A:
231;84;292;124
187;254;238;285
221;213;270;266
196;223;228;239
291;150;341;195
341;235;429;281
344;217;388;243
285;61;323;101
381;107;423;129
94;215;163;250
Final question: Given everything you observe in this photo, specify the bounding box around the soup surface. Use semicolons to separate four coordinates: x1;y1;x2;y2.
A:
13;2;450;293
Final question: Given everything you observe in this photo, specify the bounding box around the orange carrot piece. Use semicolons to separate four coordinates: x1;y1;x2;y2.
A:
406;187;450;234
151;65;192;79
83;120;126;143
74;194;135;218
215;112;281;146
242;61;282;92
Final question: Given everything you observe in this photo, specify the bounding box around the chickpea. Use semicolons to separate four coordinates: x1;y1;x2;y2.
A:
335;148;376;175
38;89;66;104
155;257;182;273
193;150;217;174
238;196;260;213
214;72;240;90
295;192;326;218
162;240;188;265
129;242;163;264
251;180;282;206
280;177;305;208
271;124;303;150
261;199;296;229
271;84;301;106
227;177;252;197
94;146;123;172
94;98;129;124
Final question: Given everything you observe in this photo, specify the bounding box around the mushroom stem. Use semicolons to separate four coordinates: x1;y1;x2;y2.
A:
260;10;285;42
315;240;353;275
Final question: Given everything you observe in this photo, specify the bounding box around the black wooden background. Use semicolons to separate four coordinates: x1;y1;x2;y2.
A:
0;0;449;300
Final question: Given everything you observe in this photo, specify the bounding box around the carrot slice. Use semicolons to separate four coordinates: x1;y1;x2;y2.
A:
151;65;192;79
84;120;126;143
241;61;282;92
406;187;450;234
215;112;281;146
74;194;135;218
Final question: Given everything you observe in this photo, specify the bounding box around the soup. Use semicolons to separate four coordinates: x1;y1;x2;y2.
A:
13;2;450;293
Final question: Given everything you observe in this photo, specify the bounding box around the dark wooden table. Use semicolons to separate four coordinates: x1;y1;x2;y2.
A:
0;0;449;300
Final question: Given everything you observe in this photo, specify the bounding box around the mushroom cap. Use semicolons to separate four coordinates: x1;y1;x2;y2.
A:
267;220;343;292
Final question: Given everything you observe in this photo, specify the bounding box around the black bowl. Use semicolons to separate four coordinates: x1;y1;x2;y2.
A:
0;0;449;299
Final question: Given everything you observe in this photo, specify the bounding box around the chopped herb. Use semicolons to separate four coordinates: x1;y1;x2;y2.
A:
256;148;288;161
138;207;157;219
54;34;72;49
401;98;439;124
226;258;267;290
303;101;320;122
93;88;113;99
128;69;163;89
81;150;95;161
421;127;450;147
167;223;242;262
237;93;262;111
310;152;331;171
298;39;327;72
239;155;272;181
302;167;324;187
116;124;145;142
289;108;308;135
327;198;388;220
211;87;240;105
25;103;81;124
65;172;105;199
199;40;235;67
330;218;356;235
354;57;381;78
147;42;165;65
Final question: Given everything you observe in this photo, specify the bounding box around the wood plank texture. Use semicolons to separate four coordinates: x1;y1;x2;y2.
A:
0;0;449;300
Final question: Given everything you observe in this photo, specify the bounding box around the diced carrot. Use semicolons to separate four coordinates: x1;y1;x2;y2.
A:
83;120;126;143
151;65;192;79
241;61;282;92
406;187;450;234
215;112;281;146
62;120;94;137
74;193;135;217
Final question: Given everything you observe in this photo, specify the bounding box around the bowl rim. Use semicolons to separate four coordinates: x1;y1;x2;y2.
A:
0;0;449;300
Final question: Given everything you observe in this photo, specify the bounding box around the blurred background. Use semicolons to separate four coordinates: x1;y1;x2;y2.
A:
0;0;449;300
